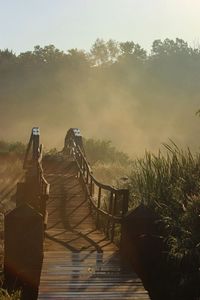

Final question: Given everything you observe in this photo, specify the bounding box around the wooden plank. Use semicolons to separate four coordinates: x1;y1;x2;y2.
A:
38;160;150;300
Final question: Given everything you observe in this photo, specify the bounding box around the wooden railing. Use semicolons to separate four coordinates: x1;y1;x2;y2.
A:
64;128;129;243
23;127;49;219
4;128;49;297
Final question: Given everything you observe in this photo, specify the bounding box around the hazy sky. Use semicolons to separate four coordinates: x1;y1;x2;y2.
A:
0;0;200;53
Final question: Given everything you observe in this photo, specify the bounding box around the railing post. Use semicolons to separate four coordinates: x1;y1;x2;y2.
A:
96;187;101;228
32;127;40;162
107;191;113;238
81;155;83;171
120;190;129;264
111;192;117;242
83;160;86;177
85;188;88;202
122;189;129;216
90;177;93;196
4;205;44;299
86;167;89;184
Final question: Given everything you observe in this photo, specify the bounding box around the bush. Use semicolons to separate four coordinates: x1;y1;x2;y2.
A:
92;161;131;186
83;138;130;165
83;138;131;186
0;141;25;155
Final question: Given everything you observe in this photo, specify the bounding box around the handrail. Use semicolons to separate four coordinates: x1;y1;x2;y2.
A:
64;128;129;243
23;127;50;218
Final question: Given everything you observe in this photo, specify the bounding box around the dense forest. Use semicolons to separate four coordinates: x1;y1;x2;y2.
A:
0;38;200;154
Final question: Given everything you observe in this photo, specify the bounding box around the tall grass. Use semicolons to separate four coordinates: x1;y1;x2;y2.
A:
129;143;200;249
129;143;200;299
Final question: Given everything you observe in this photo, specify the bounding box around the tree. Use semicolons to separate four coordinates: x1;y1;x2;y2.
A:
151;38;192;57
119;41;135;55
90;38;119;66
119;41;147;61
0;49;16;68
33;45;65;64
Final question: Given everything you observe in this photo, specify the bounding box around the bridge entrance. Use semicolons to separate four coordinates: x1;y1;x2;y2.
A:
5;128;150;299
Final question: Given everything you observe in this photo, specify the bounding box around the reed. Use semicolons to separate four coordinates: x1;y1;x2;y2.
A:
129;143;200;299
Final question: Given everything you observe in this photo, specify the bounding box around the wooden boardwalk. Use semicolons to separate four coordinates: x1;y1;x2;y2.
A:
38;158;150;300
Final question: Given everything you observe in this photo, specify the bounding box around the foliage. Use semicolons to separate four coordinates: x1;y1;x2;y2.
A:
0;141;25;155
129;143;200;247
84;138;130;165
44;147;59;157
129;143;200;299
0;289;21;300
90;39;120;65
1;37;200;153
92;161;130;186
83;138;131;186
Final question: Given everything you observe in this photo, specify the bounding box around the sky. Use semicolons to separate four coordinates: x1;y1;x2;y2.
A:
0;0;200;53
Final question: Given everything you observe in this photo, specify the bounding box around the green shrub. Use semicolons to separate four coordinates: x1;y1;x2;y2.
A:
0;141;25;155
83;138;131;186
83;138;130;165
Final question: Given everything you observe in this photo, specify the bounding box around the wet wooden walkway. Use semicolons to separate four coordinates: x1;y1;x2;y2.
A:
38;158;150;300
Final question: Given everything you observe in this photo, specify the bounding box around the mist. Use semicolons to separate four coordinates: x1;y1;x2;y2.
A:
0;38;200;157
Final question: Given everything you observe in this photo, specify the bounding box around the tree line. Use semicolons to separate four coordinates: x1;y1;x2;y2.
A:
0;38;200;152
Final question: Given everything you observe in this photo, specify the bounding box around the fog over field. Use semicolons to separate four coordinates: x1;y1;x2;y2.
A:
0;38;200;156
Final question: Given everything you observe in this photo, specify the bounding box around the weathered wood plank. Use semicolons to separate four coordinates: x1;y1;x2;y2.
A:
38;160;150;300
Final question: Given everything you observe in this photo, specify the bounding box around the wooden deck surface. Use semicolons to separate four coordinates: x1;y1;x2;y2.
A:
38;158;150;299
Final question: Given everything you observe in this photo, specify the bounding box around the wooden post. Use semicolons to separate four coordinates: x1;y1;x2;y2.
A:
111;192;117;242
106;191;113;238
96;187;101;228
4;204;44;300
85;188;88;202
16;179;39;211
90;177;93;196
122;190;129;216
16;182;26;207
32;127;40;163
86;168;89;184
119;189;129;259
82;160;84;176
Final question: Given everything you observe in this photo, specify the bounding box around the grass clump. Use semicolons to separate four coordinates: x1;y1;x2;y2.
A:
129;142;200;299
129;143;200;244
0;289;21;300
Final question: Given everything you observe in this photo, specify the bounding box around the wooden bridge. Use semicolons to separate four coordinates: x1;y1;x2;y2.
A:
4;128;150;300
